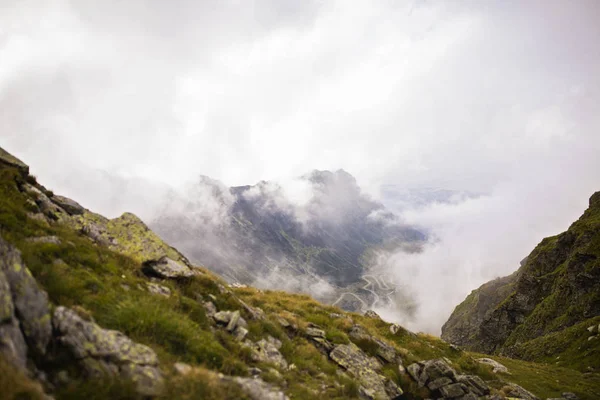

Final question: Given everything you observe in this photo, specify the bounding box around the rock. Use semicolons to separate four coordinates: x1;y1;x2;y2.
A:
0;146;29;173
562;392;578;400
407;363;423;385
203;301;217;317
450;344;461;352
427;376;453;391
142;256;195;279
384;379;403;398
227;310;242;332
174;362;193;375
24;184;67;221
214;311;234;324
587;336;596;341
239;299;265;320
330;313;344;319
330;343;401;399
51;195;85;215
587;325;597;333
53;306;164;397
373;337;399;364
0;270;28;371
438;382;467;398
0;238;52;359
234;326;249;341
249;367;262;376
389;324;401;335
456;374;490;396
349;324;371;341
81;223;112;246
502;383;539;400
26;236;62;245
421;358;457;382
477;357;509;374
306;327;326;338
230;376;289;400
251;336;288;369
364;310;381;319
275;316;291;328
146;282;171;297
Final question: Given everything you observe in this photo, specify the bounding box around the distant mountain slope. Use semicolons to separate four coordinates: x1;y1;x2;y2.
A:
150;170;424;305
442;192;600;372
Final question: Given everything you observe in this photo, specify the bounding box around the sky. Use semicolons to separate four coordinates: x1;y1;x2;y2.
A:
1;0;600;333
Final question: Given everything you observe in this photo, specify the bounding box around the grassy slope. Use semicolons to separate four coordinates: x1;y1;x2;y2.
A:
1;164;599;399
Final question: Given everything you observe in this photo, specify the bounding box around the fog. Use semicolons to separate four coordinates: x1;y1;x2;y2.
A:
2;0;600;333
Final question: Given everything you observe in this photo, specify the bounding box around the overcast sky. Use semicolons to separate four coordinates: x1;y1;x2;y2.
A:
2;0;600;332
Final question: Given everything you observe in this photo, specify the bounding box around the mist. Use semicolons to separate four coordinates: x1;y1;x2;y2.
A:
2;0;600;333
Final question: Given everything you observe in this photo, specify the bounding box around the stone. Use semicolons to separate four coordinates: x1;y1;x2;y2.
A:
227;310;242;332
0;237;52;358
456;374;490;396
427;376;453;391
81;223;112;246
421;358;457;382
174;362;193;375
476;357;509;374
374;338;399;364
146;282;171;297
53;306;164;397
306;327;325;338
0;270;28;371
249;367;262;376
203;301;217;317
51;195;85;215
349;324;371;341
407;363;423;385
389;324;401;335
142;256;194;279
251;336;288;369
214;311;233;324
234;326;249;341
587;325;597;333
438;383;467;398
562;393;578;400
238;299;265;320
502;383;539;400
230;376;289;400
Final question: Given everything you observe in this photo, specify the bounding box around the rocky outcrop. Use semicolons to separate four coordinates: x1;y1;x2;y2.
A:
247;336;288;369
142;256;195;279
442;192;600;364
477;358;509;374
0;147;29;173
329;342;402;399
0;235;164;398
51;195;85;215
406;358;490;399
53;306;164;396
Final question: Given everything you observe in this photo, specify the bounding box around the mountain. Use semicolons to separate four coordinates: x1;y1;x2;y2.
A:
2;145;597;400
442;193;600;373
380;186;481;213
150;170;424;307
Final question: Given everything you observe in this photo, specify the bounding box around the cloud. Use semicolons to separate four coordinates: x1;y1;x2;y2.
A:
1;0;600;332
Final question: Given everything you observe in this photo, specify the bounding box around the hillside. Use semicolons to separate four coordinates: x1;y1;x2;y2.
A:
442;193;600;373
0;146;599;400
150;170;424;310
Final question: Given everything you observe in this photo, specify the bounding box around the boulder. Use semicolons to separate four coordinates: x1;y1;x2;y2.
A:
502;383;539;400
142;256;195;279
364;310;381;319
250;336;288;369
228;376;289;400
438;382;467;398
0;270;28;371
306;327;326;338
0;238;52;358
203;301;217;317
456;374;490;396
51;195;85;215
428;377;453;391
53;306;164;397
173;362;193;375
476;357;509;374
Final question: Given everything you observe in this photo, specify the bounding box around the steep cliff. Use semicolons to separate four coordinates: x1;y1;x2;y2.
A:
442;193;600;372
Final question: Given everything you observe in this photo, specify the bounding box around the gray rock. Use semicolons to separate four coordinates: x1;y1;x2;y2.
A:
173;362;193;375
374;337;399;364
407;363;423;385
214;311;233;324
562;393;578;400
51;195;85;215
238;299;265;320
231;376;289;400
234;326;249;341
427;376;453;391
438;382;467;398
0;238;52;358
227;310;242;332
477;357;509;374
587;325;597;334
203;301;217;317
81;223;112;246
421;358;457;382
251;336;288;369
306;327;326;338
349;324;371;341
142;256;194;279
146;282;171;297
53;306;164;397
456;374;490;396
503;383;539;400
0;270;28;371
389;324;401;335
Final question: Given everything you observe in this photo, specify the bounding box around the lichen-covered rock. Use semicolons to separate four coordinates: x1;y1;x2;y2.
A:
142;256;195;279
250;336;288;369
24;184;68;221
0;270;28;371
306;327;325;338
329;342;401;399
502;383;539;400
0;237;52;358
228;376;289;400
51;195;85;215
456;374;490;396
53;306;164;397
203;301;217;317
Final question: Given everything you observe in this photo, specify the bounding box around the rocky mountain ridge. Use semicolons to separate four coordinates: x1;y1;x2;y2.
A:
0;146;598;399
442;193;600;373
